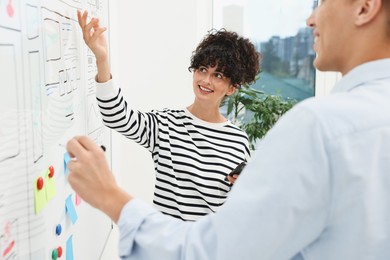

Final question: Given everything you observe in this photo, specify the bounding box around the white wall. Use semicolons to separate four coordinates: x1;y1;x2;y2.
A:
314;0;342;96
101;1;213;259
112;0;212;203
315;70;342;96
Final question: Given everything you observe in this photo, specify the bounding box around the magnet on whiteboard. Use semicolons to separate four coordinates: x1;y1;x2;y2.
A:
57;246;63;257
56;224;62;236
48;166;55;178
37;177;44;190
52;248;58;260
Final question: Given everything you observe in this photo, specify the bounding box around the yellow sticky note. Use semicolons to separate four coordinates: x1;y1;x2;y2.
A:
45;170;57;201
34;177;47;214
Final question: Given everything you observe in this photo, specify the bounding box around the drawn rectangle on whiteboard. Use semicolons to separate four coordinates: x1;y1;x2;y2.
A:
26;4;39;40
87;95;103;134
0;219;18;258
42;9;62;86
0;0;21;30
43;18;61;61
29;51;43;163
0;44;20;162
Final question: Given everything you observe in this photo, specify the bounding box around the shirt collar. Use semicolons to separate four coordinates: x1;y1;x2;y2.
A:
331;58;390;94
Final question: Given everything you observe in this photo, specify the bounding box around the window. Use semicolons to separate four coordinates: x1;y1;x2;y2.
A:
213;0;317;101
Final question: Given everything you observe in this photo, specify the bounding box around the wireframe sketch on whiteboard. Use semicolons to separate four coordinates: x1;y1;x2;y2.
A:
0;0;112;259
0;44;20;163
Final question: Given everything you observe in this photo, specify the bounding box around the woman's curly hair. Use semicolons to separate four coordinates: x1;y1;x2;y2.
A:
189;29;261;87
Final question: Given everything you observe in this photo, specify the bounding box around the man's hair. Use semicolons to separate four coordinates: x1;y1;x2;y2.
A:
188;29;261;87
383;0;390;37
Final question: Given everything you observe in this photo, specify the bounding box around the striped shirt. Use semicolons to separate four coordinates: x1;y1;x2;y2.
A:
96;80;251;221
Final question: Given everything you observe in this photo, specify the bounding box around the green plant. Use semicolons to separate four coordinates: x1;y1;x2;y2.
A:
223;84;297;150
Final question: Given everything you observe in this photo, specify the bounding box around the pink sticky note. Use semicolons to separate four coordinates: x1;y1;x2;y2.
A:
7;0;14;17
75;193;82;206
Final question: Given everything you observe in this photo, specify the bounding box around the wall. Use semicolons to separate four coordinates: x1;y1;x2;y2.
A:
315;71;342;96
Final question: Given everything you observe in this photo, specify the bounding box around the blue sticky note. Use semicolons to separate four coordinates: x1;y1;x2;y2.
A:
66;235;74;260
65;195;78;224
64;152;71;174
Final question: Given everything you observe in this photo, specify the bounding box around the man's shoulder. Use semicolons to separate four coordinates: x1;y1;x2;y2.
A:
294;89;390;139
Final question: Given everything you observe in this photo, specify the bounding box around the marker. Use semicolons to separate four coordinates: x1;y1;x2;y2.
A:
59;143;106;152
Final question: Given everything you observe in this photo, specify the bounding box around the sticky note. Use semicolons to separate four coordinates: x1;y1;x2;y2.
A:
64;152;71;174
75;193;82;206
34;177;47;214
65;195;78;224
66;235;74;260
45;170;57;201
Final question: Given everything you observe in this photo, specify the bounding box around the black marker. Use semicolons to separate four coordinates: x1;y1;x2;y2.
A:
60;143;106;152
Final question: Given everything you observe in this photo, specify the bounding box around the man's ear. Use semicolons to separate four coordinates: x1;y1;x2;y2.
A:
355;0;382;26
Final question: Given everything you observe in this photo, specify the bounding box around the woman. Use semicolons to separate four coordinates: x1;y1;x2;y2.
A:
78;10;260;221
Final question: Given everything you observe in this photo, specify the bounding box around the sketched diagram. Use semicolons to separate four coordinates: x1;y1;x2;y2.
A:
1;0;112;259
0;0;20;30
0;220;18;259
29;50;44;163
41;6;82;138
42;8;63;96
0;43;21;163
87;95;103;135
24;3;43;163
87;0;102;17
0;0;22;163
85;0;106;136
42;7;81;98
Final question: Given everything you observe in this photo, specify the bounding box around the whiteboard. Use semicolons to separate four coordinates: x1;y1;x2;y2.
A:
0;0;112;259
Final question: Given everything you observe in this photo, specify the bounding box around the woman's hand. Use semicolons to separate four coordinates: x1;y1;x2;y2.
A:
227;174;239;185
77;10;111;82
77;10;108;62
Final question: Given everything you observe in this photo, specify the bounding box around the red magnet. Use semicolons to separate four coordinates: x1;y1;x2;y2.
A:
48;166;55;178
57;246;63;257
37;177;44;190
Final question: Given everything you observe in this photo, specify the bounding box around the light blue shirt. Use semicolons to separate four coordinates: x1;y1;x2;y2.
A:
117;59;390;260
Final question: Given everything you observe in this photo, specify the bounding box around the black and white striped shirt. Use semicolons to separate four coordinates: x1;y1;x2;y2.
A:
96;80;251;221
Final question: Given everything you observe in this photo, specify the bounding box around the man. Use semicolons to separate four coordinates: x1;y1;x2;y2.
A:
67;0;390;259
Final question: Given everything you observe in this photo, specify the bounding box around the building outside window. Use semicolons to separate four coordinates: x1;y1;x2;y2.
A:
213;0;318;104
